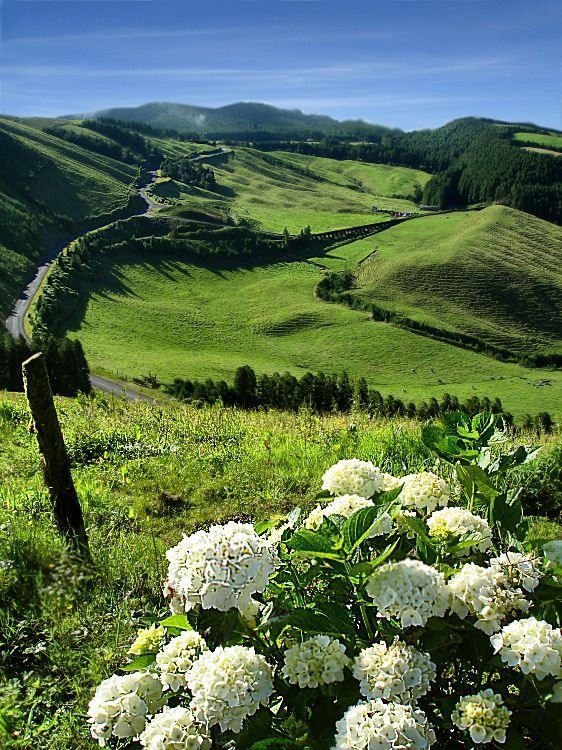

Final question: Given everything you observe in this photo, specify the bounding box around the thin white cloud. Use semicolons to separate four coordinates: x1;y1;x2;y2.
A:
2;27;231;44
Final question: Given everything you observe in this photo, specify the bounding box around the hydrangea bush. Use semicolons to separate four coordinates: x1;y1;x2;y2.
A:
88;413;562;749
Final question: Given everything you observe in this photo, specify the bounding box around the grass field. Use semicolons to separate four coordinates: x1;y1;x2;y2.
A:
514;131;562;150
148;147;430;233
59;229;562;419
0;117;139;319
354;205;562;356
0;393;561;749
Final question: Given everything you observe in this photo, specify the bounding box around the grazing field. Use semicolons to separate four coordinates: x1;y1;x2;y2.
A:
0;117;139;319
514;131;562;150
60;235;562;418
354;205;562;356
148;147;430;233
0;394;561;749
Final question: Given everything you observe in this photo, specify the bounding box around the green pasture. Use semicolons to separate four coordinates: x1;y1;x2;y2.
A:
60;234;562;419
514;131;562;150
354;205;562;356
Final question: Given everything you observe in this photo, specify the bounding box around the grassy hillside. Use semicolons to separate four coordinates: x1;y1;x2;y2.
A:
514;131;562;150
55;228;562;419
148;147;429;233
354;205;562;356
0;117;140;319
1;393;561;749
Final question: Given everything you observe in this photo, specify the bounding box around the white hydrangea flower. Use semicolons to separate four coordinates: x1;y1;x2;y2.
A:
490;552;542;593
333;699;436;750
321;459;385;498
156;630;207;692
448;563;530;635
304;495;393;536
452;689;511;744
186;645;274;733
366;558;449;628
380;473;403;493
543;540;562;566
164;521;277;616
128;624;167;656
139;706;211;750
490;617;562;680
427;507;492;555
282;635;349;688
400;472;450;514
552;682;562;703
88;672;165;746
353;639;436;704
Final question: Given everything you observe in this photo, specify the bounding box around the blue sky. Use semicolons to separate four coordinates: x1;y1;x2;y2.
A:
0;0;560;130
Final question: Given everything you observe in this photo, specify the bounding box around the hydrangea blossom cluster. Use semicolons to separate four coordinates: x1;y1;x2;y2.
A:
448;563;530;635
427;507;492;555
490;617;562;680
366;558;449;627
139;706;211;750
321;459;385;498
380;472;403;492
156;630;207;692
282;635;349;688
353;639;436;704
543;540;562;566
128;624;167;656
88;672;165;746
490;552;541;592
305;494;393;537
452;689;511;745
333;700;436;750
400;472;450;514
164;521;277;617
186;645;274;733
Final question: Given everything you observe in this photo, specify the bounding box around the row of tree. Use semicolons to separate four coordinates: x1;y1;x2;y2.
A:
166;364;519;422
0;332;90;396
160;157;216;190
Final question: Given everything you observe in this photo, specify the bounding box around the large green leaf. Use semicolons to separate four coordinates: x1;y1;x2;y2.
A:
160;614;193;630
285;530;342;560
122;653;156;671
287;602;356;636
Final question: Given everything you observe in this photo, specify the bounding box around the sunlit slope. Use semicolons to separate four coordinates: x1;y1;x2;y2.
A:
0;117;138;318
62;241;561;418
355;206;562;355
150;147;430;233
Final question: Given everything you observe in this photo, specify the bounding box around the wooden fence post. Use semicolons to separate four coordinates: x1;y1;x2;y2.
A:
22;352;90;556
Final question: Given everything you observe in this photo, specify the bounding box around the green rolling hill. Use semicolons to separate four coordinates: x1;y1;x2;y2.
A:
0;116;140;320
353;205;562;357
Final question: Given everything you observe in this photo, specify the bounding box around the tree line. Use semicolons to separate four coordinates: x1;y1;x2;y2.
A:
0;332;90;396
316;272;562;370
165;363;548;427
160;156;216;190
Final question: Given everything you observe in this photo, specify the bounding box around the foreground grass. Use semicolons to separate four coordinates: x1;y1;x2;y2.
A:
62;236;562;419
355;205;562;356
0;393;561;748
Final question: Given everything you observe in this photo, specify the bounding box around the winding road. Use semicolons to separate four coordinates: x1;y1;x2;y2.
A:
5;172;161;402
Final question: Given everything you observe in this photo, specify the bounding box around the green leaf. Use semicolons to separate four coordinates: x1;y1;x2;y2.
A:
285;530;342;559
249;740;301;750
342;498;399;553
287;602;355;636
122;653;156;671
160;614;193;630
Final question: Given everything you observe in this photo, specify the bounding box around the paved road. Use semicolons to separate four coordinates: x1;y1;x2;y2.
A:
5;172;160;402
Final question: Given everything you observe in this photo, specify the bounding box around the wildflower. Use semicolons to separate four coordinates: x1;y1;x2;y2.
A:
139;706;211;750
88;672;165;746
128;624;166;656
452;689;511;744
321;459;385;498
282;635;349;688
427;507;492;555
490;617;562;680
156;630;206;692
353;639;436;703
164;522;277;616
400;472;449;514
366;558;449;628
186;645;274;733
333;699;436;750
